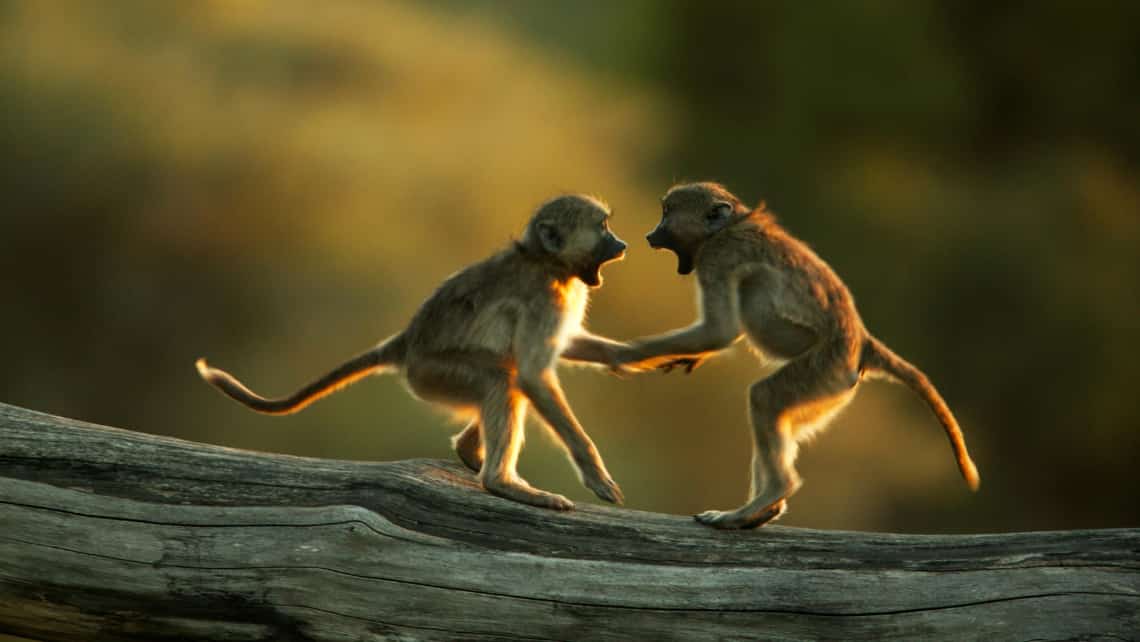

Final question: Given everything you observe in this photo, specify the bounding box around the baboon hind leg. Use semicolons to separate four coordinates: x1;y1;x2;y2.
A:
451;420;483;473
696;351;857;529
407;354;569;509
408;356;487;473
478;384;574;511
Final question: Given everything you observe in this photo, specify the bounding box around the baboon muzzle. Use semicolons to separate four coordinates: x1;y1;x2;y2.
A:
646;225;670;249
580;233;627;287
605;235;628;261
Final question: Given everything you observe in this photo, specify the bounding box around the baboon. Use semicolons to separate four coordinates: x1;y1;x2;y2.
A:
618;182;979;529
197;194;629;510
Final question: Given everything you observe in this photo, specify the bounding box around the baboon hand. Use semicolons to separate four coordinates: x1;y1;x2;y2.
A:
583;469;625;505
660;355;706;374
601;345;640;377
607;346;655;376
608;363;639;378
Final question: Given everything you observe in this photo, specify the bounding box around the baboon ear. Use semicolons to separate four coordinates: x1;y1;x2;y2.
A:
705;201;733;230
536;221;565;254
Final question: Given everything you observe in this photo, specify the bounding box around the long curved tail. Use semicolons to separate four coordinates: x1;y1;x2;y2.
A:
196;333;407;415
860;335;980;491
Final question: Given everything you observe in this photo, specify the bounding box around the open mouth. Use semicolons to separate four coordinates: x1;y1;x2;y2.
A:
581;238;627;287
580;265;603;287
647;233;693;274
583;253;623;287
673;251;694;275
646;227;691;273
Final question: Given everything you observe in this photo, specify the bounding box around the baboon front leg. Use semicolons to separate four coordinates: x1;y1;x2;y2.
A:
518;370;624;505
696;356;856;529
560;333;626;370
479;385;574;511
451;420;483;473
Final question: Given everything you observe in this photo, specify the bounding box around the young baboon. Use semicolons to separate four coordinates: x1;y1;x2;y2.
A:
618;182;979;529
197;194;629;510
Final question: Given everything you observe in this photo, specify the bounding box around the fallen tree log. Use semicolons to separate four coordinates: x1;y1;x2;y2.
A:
0;402;1136;641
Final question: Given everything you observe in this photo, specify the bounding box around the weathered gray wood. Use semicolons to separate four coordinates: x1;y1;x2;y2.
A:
0;402;1136;641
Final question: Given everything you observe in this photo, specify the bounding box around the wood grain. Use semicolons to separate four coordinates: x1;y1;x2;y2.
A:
1;402;1136;641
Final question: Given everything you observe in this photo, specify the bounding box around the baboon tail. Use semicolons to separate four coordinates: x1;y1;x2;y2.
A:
860;335;980;491
195;333;407;415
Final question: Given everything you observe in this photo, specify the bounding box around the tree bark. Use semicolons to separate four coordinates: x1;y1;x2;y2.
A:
1;402;1136;641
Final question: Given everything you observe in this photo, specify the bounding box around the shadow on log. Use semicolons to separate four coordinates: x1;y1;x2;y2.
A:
1;402;1137;641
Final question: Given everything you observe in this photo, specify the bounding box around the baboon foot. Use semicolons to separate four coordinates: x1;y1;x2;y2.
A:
455;444;483;473
695;499;788;530
483;478;574;511
451;426;483;473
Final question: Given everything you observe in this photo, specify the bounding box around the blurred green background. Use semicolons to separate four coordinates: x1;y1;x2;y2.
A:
2;1;1137;533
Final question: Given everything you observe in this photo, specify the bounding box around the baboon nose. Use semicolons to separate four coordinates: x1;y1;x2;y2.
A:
646;228;666;248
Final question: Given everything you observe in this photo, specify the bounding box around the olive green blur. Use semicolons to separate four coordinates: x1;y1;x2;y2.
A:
3;1;1137;532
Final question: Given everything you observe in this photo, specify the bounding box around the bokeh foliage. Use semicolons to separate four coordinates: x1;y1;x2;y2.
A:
2;1;1137;532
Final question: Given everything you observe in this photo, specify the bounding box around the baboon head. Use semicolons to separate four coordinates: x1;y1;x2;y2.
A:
523;194;627;287
647;182;748;275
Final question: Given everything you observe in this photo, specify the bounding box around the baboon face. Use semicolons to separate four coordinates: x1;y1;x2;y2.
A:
647;183;742;275
530;195;627;287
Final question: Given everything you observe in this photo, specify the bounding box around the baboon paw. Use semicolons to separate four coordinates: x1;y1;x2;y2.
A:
484;481;575;511
740;500;788;529
607;363;635;378
694;501;786;530
543;493;575;511
585;474;624;505
660;356;706;374
455;449;483;473
694;510;735;528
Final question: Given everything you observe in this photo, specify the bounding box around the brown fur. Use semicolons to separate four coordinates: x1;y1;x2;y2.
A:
198;194;629;510
620;182;979;529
